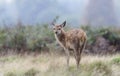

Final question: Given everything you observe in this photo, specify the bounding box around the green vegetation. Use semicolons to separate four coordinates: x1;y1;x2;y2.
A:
88;61;111;76
81;26;120;45
0;24;54;54
111;56;120;65
24;68;39;76
81;26;120;54
0;24;120;55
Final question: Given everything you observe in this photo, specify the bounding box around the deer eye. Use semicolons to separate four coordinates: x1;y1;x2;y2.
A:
58;28;61;30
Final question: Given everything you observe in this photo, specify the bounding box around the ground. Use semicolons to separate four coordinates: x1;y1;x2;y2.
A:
0;53;120;76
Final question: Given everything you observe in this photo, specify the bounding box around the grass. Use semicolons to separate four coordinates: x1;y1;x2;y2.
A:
111;56;120;65
0;54;120;76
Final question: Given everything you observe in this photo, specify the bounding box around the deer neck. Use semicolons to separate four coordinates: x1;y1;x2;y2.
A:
55;30;66;46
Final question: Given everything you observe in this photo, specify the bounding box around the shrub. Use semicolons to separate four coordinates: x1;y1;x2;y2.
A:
0;24;120;54
24;68;39;76
88;61;111;76
111;57;120;65
4;72;16;76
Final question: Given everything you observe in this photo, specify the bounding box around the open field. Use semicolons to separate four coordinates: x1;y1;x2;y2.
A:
0;54;120;76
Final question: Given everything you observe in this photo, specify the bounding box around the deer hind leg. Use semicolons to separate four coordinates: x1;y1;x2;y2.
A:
76;51;81;69
74;41;86;69
73;48;80;68
76;40;86;68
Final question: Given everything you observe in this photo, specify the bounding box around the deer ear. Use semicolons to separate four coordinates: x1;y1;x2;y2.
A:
51;22;55;26
61;21;66;27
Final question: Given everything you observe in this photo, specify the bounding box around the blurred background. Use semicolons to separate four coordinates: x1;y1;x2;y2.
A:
0;0;120;55
0;0;120;26
0;0;120;76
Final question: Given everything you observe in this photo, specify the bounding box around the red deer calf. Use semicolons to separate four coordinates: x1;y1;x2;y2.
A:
52;21;87;68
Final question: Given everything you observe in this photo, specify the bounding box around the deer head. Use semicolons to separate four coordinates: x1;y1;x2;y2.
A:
52;21;66;35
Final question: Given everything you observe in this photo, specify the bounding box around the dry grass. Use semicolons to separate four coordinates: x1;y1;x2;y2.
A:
0;53;120;76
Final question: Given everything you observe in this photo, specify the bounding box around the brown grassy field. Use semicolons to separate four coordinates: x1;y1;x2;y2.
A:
0;53;120;76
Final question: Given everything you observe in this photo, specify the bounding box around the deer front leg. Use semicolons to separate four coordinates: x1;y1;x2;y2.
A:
64;48;70;68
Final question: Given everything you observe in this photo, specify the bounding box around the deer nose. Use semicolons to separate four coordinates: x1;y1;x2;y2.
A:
55;31;57;34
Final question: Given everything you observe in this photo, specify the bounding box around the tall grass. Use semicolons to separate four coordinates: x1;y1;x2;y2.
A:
0;54;120;76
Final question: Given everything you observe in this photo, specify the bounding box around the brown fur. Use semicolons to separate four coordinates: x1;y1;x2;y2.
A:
53;21;87;68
